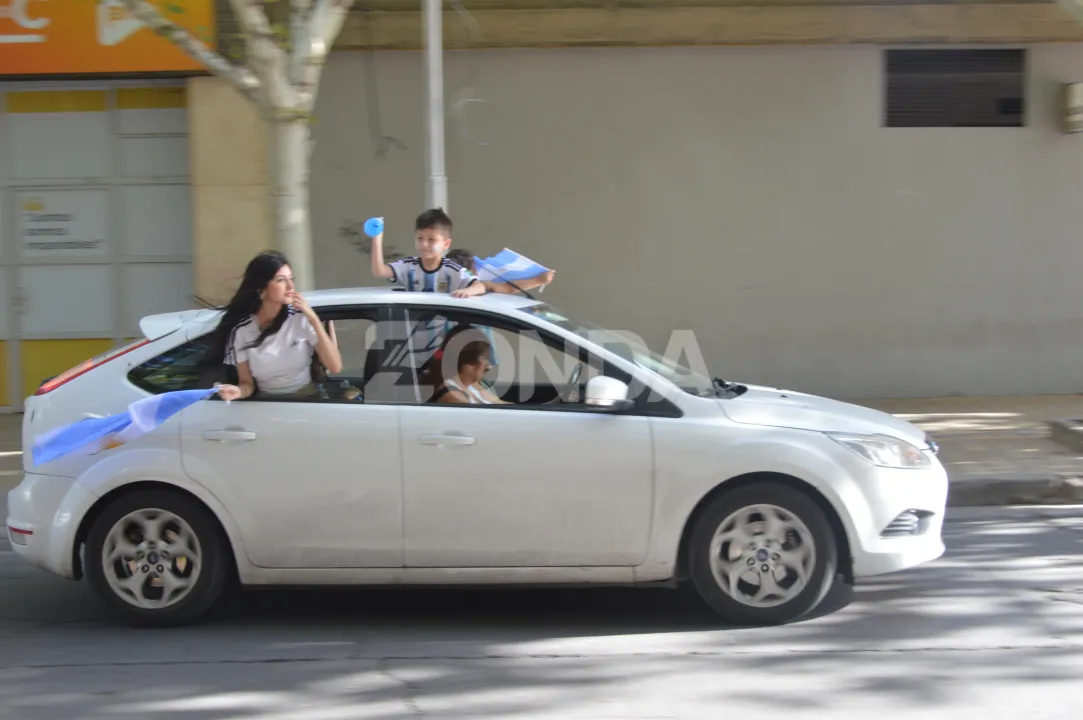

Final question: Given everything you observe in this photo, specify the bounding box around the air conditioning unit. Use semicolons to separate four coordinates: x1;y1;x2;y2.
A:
1064;83;1083;133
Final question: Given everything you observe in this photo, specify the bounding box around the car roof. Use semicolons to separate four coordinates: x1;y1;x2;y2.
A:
303;286;545;311
138;286;547;339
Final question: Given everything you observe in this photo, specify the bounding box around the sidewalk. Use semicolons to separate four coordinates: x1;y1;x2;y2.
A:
861;394;1083;505
2;396;1083;515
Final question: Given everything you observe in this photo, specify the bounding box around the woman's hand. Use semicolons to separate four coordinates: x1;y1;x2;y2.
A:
288;291;318;320
295;293;344;374
216;383;243;402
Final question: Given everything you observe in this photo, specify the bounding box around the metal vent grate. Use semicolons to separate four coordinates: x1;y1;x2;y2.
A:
884;49;1026;128
881;510;934;538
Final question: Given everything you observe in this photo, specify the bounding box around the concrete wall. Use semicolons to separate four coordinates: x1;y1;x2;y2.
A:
309;43;1083;400
188;76;270;306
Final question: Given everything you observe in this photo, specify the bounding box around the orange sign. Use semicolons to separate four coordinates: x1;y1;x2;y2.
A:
0;0;216;75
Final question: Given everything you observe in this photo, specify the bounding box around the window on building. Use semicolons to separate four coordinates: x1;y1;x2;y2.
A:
884;49;1026;128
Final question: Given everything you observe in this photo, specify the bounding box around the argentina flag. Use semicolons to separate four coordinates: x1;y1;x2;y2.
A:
473;249;550;284
30;388;217;467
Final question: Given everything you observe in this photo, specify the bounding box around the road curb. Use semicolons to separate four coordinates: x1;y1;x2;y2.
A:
1048;418;1083;453
948;474;1083;506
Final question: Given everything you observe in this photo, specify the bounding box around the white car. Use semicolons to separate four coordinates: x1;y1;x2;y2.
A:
6;288;948;627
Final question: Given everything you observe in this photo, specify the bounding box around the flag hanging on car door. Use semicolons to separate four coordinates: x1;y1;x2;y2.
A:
30;388;217;467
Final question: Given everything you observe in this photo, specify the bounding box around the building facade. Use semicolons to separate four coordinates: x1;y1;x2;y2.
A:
309;40;1083;400
0;0;224;409
4;1;1083;408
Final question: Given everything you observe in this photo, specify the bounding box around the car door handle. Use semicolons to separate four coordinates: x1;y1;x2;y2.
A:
419;434;475;447
203;430;258;442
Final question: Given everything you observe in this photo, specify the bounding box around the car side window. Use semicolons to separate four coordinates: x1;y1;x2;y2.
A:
389;307;614;410
127;331;230;394
311;316;379;402
248;310;382;403
128;309;385;403
483;324;601;404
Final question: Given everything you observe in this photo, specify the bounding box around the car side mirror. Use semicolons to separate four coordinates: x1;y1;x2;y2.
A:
584;376;635;413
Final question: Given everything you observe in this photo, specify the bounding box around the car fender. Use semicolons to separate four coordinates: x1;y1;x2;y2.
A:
64;447;254;582
638;426;864;582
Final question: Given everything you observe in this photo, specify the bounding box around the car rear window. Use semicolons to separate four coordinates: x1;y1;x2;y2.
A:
127;331;234;394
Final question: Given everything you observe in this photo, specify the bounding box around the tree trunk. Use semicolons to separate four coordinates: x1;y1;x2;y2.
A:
267;118;314;290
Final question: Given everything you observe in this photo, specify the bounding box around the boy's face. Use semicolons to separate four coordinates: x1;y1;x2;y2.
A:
415;226;451;259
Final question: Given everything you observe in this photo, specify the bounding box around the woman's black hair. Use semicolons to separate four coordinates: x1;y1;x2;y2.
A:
207;250;292;364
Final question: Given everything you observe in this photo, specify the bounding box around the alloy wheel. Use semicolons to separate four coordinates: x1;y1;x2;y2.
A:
708;503;817;609
101;508;203;611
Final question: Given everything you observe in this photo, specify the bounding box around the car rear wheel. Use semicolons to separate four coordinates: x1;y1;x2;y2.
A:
687;481;837;626
84;489;229;627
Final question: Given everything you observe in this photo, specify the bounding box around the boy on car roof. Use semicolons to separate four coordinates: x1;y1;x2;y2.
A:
369;208;486;298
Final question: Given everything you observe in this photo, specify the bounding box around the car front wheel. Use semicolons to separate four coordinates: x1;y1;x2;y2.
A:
687;481;837;626
84;488;229;627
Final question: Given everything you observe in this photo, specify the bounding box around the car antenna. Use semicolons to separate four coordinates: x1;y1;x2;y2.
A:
495;273;536;300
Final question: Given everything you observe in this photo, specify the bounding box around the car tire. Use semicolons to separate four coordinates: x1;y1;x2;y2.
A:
84;488;230;628
687;481;837;626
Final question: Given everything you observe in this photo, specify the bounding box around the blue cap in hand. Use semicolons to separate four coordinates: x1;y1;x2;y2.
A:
363;217;384;237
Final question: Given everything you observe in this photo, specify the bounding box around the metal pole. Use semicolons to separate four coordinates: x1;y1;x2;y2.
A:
423;0;448;210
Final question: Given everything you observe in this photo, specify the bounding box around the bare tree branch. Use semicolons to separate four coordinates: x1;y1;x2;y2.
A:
119;0;260;98
1057;0;1083;25
311;0;354;55
228;0;300;112
293;0;355;109
226;0;283;70
226;0;280;40
289;0;314;91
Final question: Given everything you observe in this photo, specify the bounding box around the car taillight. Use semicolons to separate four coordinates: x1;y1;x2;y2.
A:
35;338;151;395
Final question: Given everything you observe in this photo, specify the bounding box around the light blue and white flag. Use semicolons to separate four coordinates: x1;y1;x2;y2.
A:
473;248;550;283
31;388;216;467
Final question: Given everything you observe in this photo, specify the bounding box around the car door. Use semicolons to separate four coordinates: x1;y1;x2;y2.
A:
176;305;405;569
389;305;656;568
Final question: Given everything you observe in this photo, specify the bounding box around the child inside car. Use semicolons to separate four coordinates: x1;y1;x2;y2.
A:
445;248;555;295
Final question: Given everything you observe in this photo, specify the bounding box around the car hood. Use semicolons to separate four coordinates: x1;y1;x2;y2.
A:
720;384;929;448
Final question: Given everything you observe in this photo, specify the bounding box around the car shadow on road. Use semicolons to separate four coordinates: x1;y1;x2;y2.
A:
207;575;855;631
0;511;1081;719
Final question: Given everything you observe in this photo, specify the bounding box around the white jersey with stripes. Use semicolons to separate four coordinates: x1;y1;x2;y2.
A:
386;256;479;294
445;377;493;404
388;256;483;362
224;307;319;394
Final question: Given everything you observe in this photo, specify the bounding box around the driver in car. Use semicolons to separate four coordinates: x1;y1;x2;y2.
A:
423;324;569;405
427;328;508;405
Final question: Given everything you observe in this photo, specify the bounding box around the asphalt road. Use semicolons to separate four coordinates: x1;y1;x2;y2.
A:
1;506;1082;720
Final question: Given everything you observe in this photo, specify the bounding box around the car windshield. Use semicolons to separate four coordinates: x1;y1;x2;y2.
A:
518;302;718;398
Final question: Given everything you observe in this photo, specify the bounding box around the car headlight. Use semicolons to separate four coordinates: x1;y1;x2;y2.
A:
827;432;931;469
